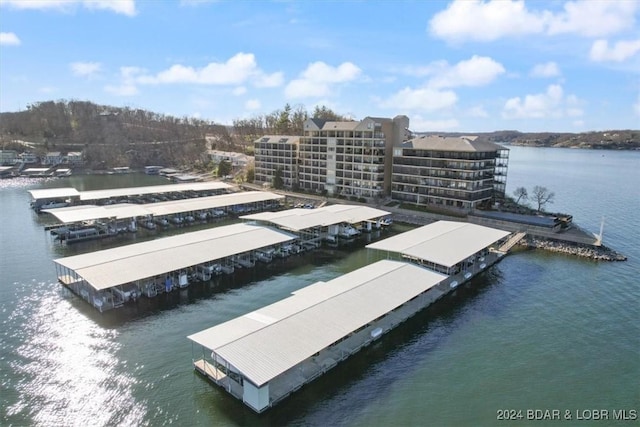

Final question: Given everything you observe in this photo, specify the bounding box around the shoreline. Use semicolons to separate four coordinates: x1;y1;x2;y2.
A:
517;236;627;261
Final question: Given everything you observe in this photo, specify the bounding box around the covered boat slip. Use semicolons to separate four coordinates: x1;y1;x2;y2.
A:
188;260;447;413
241;204;391;245
29;181;232;208
366;221;511;275
43;191;284;225
188;221;512;413
54;223;296;312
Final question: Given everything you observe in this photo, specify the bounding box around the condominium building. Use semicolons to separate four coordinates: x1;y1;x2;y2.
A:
391;135;508;211
253;135;300;189
298;116;410;198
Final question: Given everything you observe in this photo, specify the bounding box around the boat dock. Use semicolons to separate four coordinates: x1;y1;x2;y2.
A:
42;191;285;243
188;221;512;413
241;204;392;247
52;204;392;311
28;181;232;211
54;223;297;312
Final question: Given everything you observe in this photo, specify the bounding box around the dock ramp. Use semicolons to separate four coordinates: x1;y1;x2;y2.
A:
498;231;527;253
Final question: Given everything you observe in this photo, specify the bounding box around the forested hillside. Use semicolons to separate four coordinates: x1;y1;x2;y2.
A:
0;100;232;169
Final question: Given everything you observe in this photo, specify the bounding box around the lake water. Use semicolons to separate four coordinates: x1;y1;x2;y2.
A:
1;146;638;426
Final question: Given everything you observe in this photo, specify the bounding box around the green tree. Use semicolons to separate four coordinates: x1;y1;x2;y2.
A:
273;166;284;189
246;166;255;183
531;185;555;212
217;160;232;177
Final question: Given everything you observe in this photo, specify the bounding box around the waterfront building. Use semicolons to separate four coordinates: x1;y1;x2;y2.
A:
208;150;252;168
298;116;410;198
0;149;18;165
391;135;509;211
43;151;64;165
66;151;84;166
253;135;300;189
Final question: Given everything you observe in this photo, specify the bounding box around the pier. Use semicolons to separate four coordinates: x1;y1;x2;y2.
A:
53;204;392;312
188;221;512;413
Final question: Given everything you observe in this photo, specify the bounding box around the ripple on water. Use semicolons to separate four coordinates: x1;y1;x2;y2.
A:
3;281;147;427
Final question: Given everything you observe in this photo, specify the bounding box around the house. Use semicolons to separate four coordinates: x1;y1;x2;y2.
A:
208;150;251;168
43;152;64;165
66;152;83;165
0;150;18;166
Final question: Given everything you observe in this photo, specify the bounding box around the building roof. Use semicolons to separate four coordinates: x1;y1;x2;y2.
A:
29;182;232;202
366;221;510;268
241;204;390;231
54;223;296;291
400;135;507;152
188;259;446;387
43;191;283;223
29;187;81;200
254;135;301;145
79;182;232;201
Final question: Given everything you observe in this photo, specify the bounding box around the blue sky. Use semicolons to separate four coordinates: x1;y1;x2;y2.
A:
1;0;639;133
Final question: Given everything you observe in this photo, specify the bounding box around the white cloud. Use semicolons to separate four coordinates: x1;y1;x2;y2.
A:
378;87;458;112
70;61;101;77
136;53;282;88
502;84;584;119
428;55;505;88
429;0;546;42
589;39;640;62
0;0;136;16
285;61;361;99
245;99;261;110
429;0;638;42
232;86;247;96
546;1;638;38
530;61;560;78
104;66;143;96
254;71;284;88
467;105;489;118
0;32;20;45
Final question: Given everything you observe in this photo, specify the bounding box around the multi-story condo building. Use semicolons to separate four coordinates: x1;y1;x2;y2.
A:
298;116;410;198
253;135;300;189
391;135;508;211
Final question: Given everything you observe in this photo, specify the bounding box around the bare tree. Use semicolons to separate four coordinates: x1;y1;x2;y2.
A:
513;186;528;205
531;185;555;212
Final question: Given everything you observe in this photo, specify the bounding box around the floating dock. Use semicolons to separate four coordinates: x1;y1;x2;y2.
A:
52;204;392;311
29;181;232;210
42;191;285;243
54;223;297;312
188;221;512;413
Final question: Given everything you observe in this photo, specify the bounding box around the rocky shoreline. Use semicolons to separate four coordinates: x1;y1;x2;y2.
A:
519;236;627;261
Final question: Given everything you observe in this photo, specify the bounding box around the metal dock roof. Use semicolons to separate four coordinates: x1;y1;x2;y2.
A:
366;221;510;268
28;187;81;200
240;204;390;231
42;191;284;223
54;223;296;291
188;260;446;386
79;182;232;201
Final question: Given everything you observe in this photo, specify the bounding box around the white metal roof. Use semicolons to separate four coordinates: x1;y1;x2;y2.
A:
366;221;510;268
241;204;390;231
54;223;296;291
42;191;283;223
79;182;232;201
145;191;284;217
188;260;446;386
28;188;81;200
